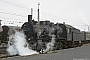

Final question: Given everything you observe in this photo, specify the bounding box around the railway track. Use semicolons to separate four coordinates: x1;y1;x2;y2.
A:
1;45;90;60
0;44;90;59
0;55;18;58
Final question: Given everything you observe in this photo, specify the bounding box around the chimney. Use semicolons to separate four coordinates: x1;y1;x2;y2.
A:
63;22;65;24
28;15;32;23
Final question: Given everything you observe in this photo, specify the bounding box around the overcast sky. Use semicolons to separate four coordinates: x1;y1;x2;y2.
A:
0;0;90;31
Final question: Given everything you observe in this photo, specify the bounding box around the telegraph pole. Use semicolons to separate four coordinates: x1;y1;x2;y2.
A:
37;3;40;39
31;8;33;15
38;3;40;24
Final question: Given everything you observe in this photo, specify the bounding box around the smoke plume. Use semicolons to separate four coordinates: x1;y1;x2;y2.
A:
7;28;39;56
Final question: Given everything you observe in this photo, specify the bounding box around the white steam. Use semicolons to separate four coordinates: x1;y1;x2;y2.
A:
7;28;39;56
6;34;18;55
43;35;55;53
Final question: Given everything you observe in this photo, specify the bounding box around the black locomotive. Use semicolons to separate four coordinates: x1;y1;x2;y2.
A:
21;15;88;52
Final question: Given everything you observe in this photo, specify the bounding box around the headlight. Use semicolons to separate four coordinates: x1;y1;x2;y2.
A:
28;38;30;40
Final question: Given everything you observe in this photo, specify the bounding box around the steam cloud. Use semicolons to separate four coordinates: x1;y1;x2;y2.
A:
6;28;39;56
43;35;55;53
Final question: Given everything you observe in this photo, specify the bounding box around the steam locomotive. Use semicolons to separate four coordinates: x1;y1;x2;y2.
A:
0;15;90;53
21;15;90;52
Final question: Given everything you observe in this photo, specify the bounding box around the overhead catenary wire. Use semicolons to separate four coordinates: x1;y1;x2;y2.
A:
0;16;27;21
0;0;66;20
0;0;29;10
0;16;45;21
0;0;88;25
0;0;83;25
0;11;27;17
